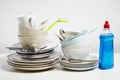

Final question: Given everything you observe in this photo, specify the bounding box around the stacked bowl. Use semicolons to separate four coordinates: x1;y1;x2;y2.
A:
18;26;48;49
59;30;98;70
61;30;90;60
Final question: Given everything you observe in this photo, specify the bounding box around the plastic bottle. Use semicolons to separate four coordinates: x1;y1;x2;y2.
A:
99;21;114;70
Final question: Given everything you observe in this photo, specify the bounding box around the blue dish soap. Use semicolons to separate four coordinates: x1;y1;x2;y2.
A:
99;21;114;70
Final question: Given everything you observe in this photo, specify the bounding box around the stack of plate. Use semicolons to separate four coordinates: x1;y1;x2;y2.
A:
7;51;60;71
7;41;60;71
59;55;98;71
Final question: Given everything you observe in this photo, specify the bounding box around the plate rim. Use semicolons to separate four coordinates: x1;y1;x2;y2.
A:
7;60;57;68
62;65;97;71
8;52;60;63
7;58;58;66
12;65;54;71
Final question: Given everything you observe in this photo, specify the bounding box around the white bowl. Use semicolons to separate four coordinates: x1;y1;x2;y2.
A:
62;40;90;49
62;48;90;60
18;36;47;48
18;26;48;37
61;33;89;46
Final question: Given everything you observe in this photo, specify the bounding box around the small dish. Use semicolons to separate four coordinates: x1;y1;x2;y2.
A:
17;49;54;59
16;48;54;55
59;55;98;70
63;65;97;71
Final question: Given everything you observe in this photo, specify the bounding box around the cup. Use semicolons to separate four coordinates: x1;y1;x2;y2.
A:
17;13;37;28
17;13;48;48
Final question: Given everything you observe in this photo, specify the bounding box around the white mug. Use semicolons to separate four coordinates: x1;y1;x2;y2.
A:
17;13;48;48
17;13;37;28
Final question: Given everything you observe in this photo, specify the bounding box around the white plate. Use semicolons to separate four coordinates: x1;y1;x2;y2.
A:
59;55;98;70
8;51;60;63
62;65;97;71
12;65;54;71
17;50;54;59
7;60;57;68
7;58;58;66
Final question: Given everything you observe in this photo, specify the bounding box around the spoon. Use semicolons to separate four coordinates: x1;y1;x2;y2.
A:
6;47;23;50
66;30;88;40
54;33;63;41
39;19;48;30
6;45;47;51
60;27;97;41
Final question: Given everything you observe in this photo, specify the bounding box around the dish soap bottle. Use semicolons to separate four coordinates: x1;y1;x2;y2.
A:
99;21;114;70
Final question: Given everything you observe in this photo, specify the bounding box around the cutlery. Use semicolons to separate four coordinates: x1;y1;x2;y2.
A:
54;33;63;41
6;46;47;51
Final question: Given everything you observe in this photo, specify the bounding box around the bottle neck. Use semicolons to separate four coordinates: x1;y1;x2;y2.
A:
101;28;112;34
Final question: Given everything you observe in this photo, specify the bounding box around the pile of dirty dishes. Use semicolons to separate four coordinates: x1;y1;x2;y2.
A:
59;29;98;70
7;41;60;71
7;13;61;71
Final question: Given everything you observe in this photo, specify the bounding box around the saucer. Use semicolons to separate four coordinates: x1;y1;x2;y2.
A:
16;49;54;55
17;49;54;59
63;65;97;70
59;55;98;70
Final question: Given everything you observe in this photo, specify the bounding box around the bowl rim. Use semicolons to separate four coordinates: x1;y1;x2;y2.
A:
61;34;89;46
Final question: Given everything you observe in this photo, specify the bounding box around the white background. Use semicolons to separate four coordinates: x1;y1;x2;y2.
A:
0;0;120;53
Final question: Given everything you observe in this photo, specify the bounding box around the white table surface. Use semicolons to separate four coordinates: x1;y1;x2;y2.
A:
0;52;120;80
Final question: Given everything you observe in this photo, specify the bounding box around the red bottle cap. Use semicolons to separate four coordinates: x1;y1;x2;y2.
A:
104;21;110;28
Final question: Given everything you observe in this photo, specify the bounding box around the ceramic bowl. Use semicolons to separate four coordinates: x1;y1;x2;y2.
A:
18;26;48;37
62;47;90;60
18;36;47;48
61;33;89;46
62;40;90;49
